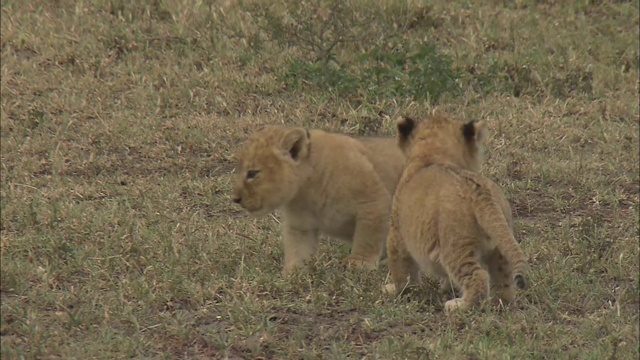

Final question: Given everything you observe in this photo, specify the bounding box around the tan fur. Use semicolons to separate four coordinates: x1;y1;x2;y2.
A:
231;125;405;276
385;114;528;313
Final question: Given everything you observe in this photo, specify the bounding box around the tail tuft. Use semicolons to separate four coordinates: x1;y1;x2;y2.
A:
515;274;526;290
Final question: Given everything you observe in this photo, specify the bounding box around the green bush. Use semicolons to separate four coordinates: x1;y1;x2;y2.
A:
252;0;461;103
360;43;461;102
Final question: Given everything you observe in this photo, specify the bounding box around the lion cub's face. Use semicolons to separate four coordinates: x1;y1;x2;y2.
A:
231;126;310;218
396;114;487;171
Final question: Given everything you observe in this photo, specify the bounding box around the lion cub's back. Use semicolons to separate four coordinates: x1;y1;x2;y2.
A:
306;130;395;196
396;168;480;240
357;137;406;195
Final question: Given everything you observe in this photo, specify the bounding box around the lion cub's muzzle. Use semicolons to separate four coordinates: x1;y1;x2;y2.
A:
231;185;244;205
231;185;269;217
230;190;258;213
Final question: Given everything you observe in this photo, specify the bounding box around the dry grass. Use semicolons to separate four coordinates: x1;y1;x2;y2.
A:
1;0;638;359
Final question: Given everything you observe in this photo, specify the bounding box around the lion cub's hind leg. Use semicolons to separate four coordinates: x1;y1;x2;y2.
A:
385;227;421;296
441;241;490;313
485;249;517;306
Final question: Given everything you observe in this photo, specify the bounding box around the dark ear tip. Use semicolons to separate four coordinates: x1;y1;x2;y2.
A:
462;120;476;140
397;115;415;125
397;116;415;138
286;128;308;161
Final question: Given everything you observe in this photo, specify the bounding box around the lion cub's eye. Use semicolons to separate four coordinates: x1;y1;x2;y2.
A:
246;170;260;180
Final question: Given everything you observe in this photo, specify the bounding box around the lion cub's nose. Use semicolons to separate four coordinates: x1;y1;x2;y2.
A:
232;196;242;204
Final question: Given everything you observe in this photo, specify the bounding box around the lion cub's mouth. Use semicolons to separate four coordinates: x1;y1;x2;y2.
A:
248;208;273;218
242;205;272;218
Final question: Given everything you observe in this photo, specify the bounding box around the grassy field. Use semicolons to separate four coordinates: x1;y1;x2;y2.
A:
1;0;638;358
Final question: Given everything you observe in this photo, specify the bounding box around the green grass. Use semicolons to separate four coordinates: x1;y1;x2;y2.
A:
1;0;638;358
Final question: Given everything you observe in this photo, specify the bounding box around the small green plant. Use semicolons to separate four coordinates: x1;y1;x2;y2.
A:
468;60;594;99
255;0;461;103
283;59;358;94
470;60;542;98
548;65;593;98
252;0;377;64
360;43;462;102
282;42;461;103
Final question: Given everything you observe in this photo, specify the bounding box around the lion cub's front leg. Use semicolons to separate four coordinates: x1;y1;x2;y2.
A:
282;224;319;277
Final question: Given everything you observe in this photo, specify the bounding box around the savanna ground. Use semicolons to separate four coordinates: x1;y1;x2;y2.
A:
1;0;638;359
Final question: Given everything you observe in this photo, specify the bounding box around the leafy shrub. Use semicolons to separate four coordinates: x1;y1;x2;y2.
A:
283;60;359;94
251;0;461;103
360;43;462;102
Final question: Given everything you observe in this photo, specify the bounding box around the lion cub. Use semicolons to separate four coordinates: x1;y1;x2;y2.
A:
231;125;405;276
385;114;528;313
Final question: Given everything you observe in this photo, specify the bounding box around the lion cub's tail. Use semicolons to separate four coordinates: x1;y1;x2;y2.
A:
475;198;528;289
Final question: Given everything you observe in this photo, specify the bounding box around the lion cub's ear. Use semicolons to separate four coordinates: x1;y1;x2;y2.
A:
396;116;416;138
396;116;416;151
462;120;488;145
280;128;310;162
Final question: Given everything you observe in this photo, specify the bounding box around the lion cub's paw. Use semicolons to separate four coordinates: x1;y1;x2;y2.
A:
444;298;466;313
383;283;397;295
346;256;378;270
281;264;302;278
281;268;293;278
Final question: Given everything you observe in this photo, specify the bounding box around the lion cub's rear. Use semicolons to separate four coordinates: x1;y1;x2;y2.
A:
385;114;528;313
231;125;405;276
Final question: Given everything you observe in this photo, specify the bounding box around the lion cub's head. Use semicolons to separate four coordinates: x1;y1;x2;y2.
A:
231;126;311;217
396;114;488;172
